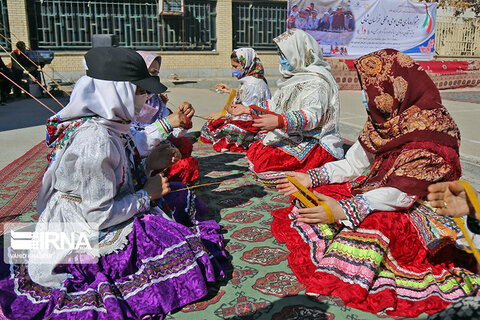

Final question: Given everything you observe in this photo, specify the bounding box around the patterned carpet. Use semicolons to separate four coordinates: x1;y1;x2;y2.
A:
0;139;428;319
0;142;46;232
329;59;480;91
440;91;480;104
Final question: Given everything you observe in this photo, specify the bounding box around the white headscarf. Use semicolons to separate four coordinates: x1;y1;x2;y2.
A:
37;76;137;213
274;28;337;89
260;29;342;159
31;76;143;287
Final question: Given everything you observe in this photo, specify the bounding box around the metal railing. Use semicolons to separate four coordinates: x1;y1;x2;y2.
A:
26;0;216;51
435;16;480;58
0;0;10;49
233;1;287;51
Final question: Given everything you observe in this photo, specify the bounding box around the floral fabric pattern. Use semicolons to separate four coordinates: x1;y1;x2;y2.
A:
353;49;462;197
234;48;266;81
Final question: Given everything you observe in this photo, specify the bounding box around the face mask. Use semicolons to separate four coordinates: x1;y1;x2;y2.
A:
134;93;148;115
279;56;294;71
361;90;369;111
232;69;243;79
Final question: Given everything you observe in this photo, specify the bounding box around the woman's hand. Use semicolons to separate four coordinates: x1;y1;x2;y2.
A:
276;172;312;196
253;114;281;133
166;112;190;129
227;104;250;116
160;93;169;104
171;147;181;165
145;145;180;172
296;191;346;224
207;111;224;121
215;83;232;93
178;101;194;118
427;182;476;217
143;173;170;200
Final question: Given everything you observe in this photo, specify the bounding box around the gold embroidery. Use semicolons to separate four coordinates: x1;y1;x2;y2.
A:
360;57;382;75
394;149;452;182
61;194;82;203
393;76;408;102
374;93;394;115
360;106;460;151
396;52;415;68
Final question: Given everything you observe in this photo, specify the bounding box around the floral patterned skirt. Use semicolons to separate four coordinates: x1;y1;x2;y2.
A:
200;119;260;153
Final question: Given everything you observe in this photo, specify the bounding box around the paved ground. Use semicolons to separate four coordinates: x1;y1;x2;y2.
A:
1;85;479;188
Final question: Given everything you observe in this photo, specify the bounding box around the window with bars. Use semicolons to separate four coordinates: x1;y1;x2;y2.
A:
233;1;287;51
26;0;216;51
0;0;10;50
435;16;480;57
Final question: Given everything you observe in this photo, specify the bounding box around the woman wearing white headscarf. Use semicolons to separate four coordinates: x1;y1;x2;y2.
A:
229;29;343;186
0;47;227;320
200;47;271;152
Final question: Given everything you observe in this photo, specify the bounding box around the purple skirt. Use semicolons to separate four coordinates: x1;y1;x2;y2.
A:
0;182;228;319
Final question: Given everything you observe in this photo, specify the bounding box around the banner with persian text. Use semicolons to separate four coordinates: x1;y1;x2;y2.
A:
287;0;436;60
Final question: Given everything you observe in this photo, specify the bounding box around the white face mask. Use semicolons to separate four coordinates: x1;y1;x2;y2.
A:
134;93;148;115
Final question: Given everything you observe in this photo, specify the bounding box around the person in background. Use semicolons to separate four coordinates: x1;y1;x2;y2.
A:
287;15;296;29
133;51;199;184
345;10;355;31
332;7;345;31
201;48;271;152
228;29;343;187
307;9;320;30
295;10;309;30
289;4;299;19
0;58;11;104
318;12;330;31
10;41;39;97
327;8;334;31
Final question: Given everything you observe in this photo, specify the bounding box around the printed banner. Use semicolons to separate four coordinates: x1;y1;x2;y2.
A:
287;0;437;60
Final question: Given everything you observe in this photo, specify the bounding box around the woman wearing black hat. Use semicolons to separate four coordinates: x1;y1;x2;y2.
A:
0;47;228;320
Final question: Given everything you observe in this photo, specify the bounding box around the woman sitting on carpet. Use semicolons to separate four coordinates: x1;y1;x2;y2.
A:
227;29;343;187
0;47;228;320
132;50;199;184
200;48;271;152
274;49;479;317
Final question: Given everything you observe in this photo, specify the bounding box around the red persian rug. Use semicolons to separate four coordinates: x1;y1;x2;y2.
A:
0;141;47;234
327;58;480;90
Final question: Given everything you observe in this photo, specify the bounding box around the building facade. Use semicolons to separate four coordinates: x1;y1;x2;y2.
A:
1;0;479;82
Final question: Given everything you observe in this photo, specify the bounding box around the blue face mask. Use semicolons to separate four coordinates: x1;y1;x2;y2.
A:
232;69;243;79
279;56;294;71
361;90;369;111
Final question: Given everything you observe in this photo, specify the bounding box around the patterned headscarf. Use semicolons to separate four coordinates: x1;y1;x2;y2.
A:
353;49;461;197
136;51;162;69
233;47;265;81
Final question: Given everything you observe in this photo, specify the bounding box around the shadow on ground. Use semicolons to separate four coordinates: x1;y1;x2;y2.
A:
0;96;67;132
